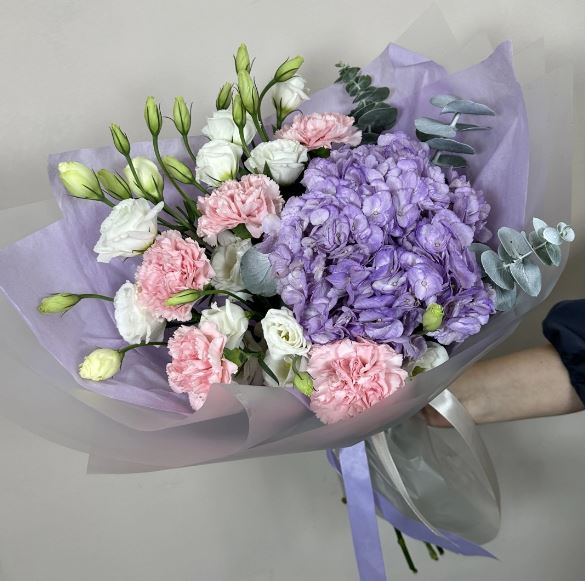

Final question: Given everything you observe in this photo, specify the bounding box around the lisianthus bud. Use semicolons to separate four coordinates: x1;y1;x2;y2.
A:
58;161;103;200
238;70;259;114
38;293;81;314
293;371;314;396
162;156;194;184
272;76;309;117
234;43;251;73
110;124;131;156
166;289;203;306
422;303;444;333
173;96;191;135
123;157;163;200
274;56;304;83
144;96;162;136
216;82;233;110
97;169;131;199
79;348;123;382
232;94;246;129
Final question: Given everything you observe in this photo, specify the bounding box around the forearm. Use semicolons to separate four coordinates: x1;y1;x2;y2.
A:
450;344;584;424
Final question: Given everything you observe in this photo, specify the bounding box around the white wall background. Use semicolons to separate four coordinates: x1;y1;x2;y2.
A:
1;1;585;580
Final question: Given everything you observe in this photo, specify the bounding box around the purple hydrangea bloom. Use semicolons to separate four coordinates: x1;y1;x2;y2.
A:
266;131;495;359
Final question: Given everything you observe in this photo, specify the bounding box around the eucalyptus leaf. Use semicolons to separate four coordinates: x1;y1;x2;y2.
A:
354;86;390;104
481;250;515;290
546;242;562;266
532;217;548;234
497;243;514;264
357;105;397;133
434;154;467;168
426;138;475;154
528;231;553;266
542;226;561;245
430;94;459;108
470;242;491;262
455;123;491;132
414;117;457;138
240;247;277;297
557;222;575;242
509;259;541;296
441;99;496;116
494;285;517;312
498;227;532;260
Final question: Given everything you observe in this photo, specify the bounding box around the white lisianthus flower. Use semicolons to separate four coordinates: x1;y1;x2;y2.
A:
245;139;308;186
79;348;123;381
200;300;248;350
195;139;243;186
211;231;252;299
113;281;166;344
202;109;256;146
123;157;163;200
93;198;163;263
262;352;308;388
261;307;311;360
272;76;309;115
408;341;449;376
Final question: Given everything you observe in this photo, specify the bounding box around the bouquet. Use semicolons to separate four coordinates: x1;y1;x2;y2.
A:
0;25;574;578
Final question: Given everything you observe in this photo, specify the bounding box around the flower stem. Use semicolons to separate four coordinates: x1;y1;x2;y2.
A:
78;293;114;302
394;528;418;573
152;135;191;203
195;288;254;309
124;155;153;199
424;542;439;561
181;135;209;195
238;126;252;158
119;341;167;355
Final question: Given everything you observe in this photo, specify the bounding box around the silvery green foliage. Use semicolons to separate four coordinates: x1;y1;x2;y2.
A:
415;94;494;168
335;64;397;144
478;218;575;311
240;247;278;297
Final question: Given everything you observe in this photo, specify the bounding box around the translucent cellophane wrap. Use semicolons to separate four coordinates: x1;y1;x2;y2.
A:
0;6;572;544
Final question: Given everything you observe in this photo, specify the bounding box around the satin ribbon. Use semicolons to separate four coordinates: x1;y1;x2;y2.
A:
333;389;498;581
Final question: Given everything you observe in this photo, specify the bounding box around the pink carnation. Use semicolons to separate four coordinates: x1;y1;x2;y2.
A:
275;112;362;150
197;174;283;245
136;230;214;322
166;322;238;411
308;339;408;424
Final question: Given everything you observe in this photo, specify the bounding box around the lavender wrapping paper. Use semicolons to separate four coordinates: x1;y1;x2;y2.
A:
0;20;573;544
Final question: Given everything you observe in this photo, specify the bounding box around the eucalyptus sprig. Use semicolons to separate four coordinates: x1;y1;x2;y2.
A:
335;63;397;143
474;218;575;311
415;95;494;168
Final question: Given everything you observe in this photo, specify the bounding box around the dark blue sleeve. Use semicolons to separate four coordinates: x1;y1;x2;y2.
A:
542;300;585;404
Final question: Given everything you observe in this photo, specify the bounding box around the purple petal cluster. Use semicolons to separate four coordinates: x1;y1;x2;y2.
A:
267;132;495;359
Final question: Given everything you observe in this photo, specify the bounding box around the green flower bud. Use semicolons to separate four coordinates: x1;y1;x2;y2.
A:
223;347;247;367
166;289;202;306
274;56;304;83
422;303;444;333
293;371;314;397
173;96;191;135
232;93;246;129
237;70;259;114
58;161;103;200
79;348;123;382
162;156;194;184
144;96;162;136
234;43;251;73
97;169;131;199
216;82;233;110
38;292;81;314
110;124;131;156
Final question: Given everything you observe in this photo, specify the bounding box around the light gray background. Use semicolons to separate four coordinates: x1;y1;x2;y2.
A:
1;1;585;580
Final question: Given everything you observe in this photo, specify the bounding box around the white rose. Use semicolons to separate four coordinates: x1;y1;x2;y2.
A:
272;76;309;115
79;348;123;382
201;109;256;146
211;231;252;299
123;157;163;200
408;342;449;375
113;281;166;344
245;139;308;186
261;307;311;360
195;139;243;186
262;352;308;388
93;198;163;263
200;300;248;350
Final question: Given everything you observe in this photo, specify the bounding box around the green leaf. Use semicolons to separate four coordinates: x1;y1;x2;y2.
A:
433;154;467;168
430;94;459;108
357;104;397;133
557;222;575;242
494;285;517;311
258;357;280;385
455;123;491;132
509;258;542;296
414;117;457;138
498;227;532;260
426;137;475;154
481;250;515;290
441;99;495;116
353;86;390;104
232;223;252;240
